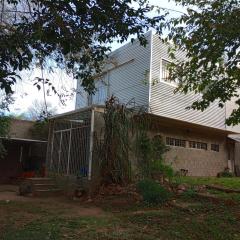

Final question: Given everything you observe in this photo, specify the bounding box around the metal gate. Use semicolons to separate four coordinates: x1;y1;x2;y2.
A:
49;121;91;177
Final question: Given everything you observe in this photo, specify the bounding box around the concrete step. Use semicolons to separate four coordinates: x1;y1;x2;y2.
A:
33;183;56;190
26;178;54;185
34;188;62;197
19;178;63;197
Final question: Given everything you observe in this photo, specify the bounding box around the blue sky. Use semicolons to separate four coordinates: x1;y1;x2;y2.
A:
9;0;185;116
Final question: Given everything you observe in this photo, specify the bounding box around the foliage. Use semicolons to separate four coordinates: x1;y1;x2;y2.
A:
0;114;11;159
0;0;166;96
181;188;197;199
217;168;234;178
0;91;14;111
99;96;173;185
135;132;171;179
30;119;49;140
99;96;134;184
27;99;57;121
163;0;240;125
137;178;172;204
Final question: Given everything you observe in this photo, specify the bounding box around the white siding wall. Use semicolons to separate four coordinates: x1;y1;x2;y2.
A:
226;94;240;133
75;83;88;109
75;32;152;109
106;33;151;107
150;34;226;129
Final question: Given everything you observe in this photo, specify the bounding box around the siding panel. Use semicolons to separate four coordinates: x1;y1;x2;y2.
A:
150;34;226;129
75;32;152;109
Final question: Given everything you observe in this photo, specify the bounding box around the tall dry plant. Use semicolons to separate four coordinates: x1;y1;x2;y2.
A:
100;96;134;185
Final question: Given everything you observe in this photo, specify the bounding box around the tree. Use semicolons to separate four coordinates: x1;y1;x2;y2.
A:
0;0;165;96
0;114;11;159
27;99;57;121
164;0;240;125
0;91;14;111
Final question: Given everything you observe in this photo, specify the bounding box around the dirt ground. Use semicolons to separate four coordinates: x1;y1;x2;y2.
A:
0;184;239;240
0;184;104;217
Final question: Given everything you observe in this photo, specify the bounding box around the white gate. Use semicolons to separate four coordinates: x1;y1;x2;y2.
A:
49;124;91;177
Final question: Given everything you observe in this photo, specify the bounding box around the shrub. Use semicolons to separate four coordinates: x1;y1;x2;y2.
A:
182;188;197;199
150;161;174;179
137;179;172;204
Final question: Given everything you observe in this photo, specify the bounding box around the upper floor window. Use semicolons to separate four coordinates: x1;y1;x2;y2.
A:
161;59;171;82
161;59;178;85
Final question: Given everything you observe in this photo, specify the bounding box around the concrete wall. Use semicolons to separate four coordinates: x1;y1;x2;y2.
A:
235;142;240;175
9;119;35;139
91;109;229;178
148;125;229;177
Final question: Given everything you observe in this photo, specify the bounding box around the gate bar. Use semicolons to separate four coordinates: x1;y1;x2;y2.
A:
57;132;63;173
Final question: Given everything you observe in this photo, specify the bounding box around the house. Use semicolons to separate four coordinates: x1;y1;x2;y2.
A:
46;31;240;183
0;119;47;183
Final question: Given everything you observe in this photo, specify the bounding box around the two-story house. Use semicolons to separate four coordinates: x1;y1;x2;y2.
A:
74;31;240;176
47;31;239;180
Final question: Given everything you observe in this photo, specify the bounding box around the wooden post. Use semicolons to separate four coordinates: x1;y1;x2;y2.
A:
88;109;95;180
66;123;72;175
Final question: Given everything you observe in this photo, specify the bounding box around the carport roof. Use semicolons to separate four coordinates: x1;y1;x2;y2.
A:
228;134;240;142
0;137;47;143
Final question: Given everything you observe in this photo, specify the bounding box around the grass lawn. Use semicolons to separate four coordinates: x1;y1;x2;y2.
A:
174;177;240;190
0;194;240;240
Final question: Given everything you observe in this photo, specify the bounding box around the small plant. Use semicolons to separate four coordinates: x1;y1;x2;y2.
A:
217;168;234;178
137;179;172;205
182;188;197;199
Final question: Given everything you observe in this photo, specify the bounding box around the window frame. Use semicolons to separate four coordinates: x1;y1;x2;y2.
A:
189;141;208;151
211;143;220;152
166;137;186;148
160;58;178;87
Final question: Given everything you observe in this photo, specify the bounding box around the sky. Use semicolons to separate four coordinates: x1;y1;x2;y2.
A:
8;0;185;117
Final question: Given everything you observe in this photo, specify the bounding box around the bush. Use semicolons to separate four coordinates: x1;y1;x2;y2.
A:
182;188;197;199
150;161;174;179
137;179;172;204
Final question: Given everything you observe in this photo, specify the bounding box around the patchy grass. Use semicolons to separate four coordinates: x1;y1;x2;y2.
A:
0;195;240;240
174;177;240;190
207;189;240;203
